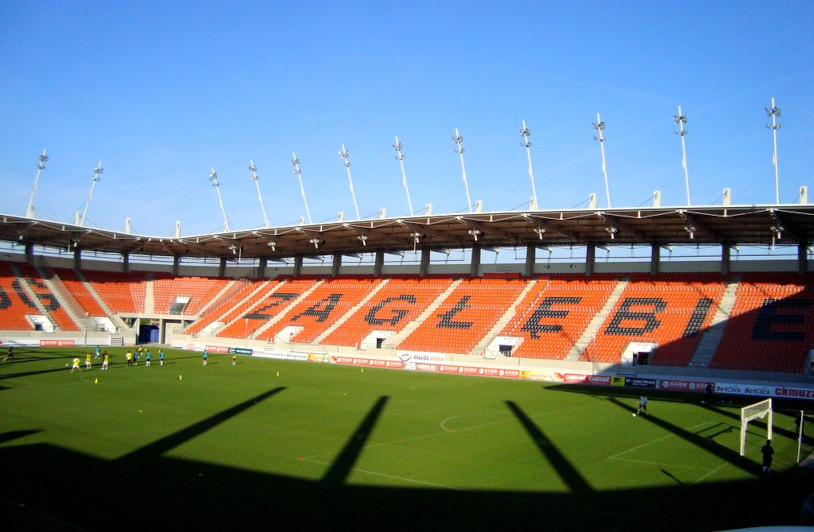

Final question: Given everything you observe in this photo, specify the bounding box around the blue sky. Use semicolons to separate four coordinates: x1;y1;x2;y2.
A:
1;1;812;237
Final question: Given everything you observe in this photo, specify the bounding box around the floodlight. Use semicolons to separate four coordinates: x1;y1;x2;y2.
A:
765;98;782;203
518;120;538;210
393;137;413;215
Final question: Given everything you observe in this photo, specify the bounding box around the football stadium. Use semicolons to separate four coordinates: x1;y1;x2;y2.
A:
3;3;814;530
3;174;814;530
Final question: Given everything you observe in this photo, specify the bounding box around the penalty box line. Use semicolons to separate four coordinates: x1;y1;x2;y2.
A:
608;422;718;472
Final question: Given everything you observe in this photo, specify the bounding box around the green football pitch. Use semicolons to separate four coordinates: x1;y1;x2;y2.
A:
1;347;813;530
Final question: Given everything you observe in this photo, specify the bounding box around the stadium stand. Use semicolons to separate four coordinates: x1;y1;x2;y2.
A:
0;261;40;330
396;276;527;354
710;272;814;373
83;270;147;314
321;275;454;348
4;258;814;375
151;273;231;315
218;277;320;339
254;276;382;343
501;274;619;360
14;263;79;331
183;278;270;336
51;267;109;317
584;273;726;366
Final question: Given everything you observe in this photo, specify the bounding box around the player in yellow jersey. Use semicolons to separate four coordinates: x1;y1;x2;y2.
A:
85;352;92;370
71;357;80;373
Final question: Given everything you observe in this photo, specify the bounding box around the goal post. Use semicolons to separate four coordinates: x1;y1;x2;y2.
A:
740;398;773;456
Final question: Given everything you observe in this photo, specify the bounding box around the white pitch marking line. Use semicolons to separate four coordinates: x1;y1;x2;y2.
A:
609;456;715;472
302;402;604;468
440;402;601;433
300;456;462;490
608;422;712;461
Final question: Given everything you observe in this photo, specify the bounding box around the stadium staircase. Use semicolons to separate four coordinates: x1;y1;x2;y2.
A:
73;269;130;332
707;272;814;373
384;278;463;349
144;274;155;314
313;278;390;345
688;276;740;367
474;278;539;353
192;278;237;319
565;276;629;361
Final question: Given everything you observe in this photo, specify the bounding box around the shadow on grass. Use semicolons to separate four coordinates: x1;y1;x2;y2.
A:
547;383;809;446
0;430;41;444
2;391;814;531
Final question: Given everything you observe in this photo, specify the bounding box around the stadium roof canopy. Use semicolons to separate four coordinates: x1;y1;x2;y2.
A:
2;204;813;260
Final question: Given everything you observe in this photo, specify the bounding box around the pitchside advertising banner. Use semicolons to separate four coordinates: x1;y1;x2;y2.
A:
258;351;309;361
40;339;75;347
163;343;814;400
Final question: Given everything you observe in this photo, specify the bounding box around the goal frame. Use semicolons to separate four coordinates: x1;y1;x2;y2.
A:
740;398;773;456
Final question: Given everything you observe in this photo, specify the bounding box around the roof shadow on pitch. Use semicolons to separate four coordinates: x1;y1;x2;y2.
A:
605;396;756;475
0;429;41;445
506;400;591;496
1;418;813;529
118;386;287;463
321;396;389;487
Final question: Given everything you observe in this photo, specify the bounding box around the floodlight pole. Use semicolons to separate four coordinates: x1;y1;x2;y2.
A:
674;105;691;205
339;145;361;220
452;129;472;213
80;161;103;227
209;168;230;232
519;120;538;210
393;137;414;215
248;160;270;228
26;149;48;218
766;97;781;204
291;153;312;224
593;113;611;208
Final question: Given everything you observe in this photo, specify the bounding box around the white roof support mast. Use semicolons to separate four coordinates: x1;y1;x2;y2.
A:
291;153;312;224
518;121;538;210
452;128;472;213
80;161;103;227
248;160;270;228
766;97;781;204
393;136;413;215
339;145;361;220
674;106;691;206
593;113;611;208
26;149;48;218
209;168;230;232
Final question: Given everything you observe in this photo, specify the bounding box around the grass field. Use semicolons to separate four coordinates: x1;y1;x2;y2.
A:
2;347;813;530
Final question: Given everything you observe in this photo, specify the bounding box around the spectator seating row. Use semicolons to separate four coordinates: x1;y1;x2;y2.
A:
14;263;79;331
710;272;814;373
2;262;813;373
321;276;454;348
584;274;726;366
184;278;271;336
217;277;319;339
255;276;383;343
502;274;619;360
151;273;231;315
397;277;527;354
0;262;40;329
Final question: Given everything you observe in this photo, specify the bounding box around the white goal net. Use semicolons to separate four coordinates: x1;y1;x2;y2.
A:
740;398;773;456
